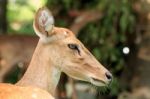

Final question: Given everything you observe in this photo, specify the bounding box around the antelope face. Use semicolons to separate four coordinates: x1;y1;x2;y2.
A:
59;33;112;86
34;7;112;87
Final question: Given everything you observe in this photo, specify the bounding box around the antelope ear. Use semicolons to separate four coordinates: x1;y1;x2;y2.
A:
33;7;54;38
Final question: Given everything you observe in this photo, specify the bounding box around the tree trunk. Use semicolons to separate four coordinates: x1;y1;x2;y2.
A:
119;0;150;99
0;0;7;34
130;0;150;89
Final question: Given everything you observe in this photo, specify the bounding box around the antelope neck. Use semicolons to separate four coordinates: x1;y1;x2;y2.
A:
16;42;61;96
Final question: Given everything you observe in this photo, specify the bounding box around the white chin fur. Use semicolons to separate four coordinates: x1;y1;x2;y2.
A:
90;78;106;86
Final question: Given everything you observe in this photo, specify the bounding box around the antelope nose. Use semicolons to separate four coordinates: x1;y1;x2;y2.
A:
105;72;112;82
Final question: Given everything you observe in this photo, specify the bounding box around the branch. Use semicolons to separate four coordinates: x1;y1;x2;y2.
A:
69;9;103;35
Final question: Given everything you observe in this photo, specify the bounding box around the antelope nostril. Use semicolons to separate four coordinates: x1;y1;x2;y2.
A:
105;72;112;81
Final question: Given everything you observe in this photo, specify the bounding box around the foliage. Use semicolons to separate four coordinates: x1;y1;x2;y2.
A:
7;0;46;35
79;0;135;70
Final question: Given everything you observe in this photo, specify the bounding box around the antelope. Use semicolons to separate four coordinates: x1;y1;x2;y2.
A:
0;8;102;83
0;7;112;99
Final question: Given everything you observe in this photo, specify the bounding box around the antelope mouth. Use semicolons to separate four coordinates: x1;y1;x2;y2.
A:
90;78;106;86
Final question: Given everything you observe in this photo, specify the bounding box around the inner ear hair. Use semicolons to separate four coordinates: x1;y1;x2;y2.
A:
39;8;54;34
34;7;55;38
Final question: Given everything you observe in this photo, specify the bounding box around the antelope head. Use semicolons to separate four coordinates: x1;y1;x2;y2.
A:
33;7;112;87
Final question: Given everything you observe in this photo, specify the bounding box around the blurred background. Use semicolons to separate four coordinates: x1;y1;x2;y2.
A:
0;0;150;99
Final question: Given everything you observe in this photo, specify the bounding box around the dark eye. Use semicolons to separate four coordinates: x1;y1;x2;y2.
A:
68;44;78;50
68;44;81;55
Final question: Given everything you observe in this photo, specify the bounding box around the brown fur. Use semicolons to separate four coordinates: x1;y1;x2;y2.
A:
0;83;54;99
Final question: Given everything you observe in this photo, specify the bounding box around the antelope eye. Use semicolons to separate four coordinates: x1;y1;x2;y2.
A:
68;44;81;55
68;44;78;50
